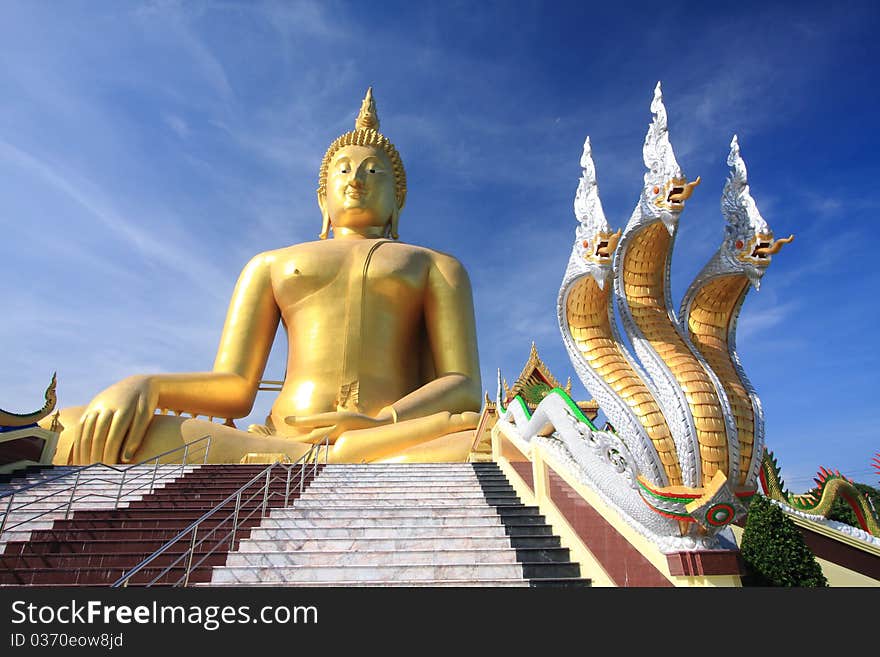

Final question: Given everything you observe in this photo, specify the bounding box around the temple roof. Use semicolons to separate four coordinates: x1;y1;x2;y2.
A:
470;343;598;461
503;342;571;405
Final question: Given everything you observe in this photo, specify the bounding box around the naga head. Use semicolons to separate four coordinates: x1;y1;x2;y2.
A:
721;135;794;289
638;82;700;235
573;136;621;289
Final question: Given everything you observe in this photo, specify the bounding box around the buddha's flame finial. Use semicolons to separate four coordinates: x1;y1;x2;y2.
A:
355;87;380;131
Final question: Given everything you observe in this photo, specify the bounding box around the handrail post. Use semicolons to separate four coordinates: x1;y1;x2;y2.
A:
300;456;305;495
203;437;211;465
183;524;199;587
229;491;241;550
261;468;271;519
284;466;292;507
115;468;127;506
0;494;14;540
181;443;190;476
65;470;82;520
150;458;159;494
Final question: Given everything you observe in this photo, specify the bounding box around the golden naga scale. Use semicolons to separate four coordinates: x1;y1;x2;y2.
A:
47;88;482;465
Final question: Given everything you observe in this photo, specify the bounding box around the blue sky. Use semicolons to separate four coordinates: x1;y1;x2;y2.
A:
1;1;878;491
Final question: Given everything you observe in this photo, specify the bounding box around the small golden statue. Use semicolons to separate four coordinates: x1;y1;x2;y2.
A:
52;88;482;464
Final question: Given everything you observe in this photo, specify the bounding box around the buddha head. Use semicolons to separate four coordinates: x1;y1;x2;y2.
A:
317;88;407;239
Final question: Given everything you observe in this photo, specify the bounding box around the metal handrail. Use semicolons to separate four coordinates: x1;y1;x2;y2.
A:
0;436;212;541
112;436;330;587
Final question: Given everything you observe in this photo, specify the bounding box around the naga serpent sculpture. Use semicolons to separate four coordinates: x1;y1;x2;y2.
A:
497;83;806;549
498;83;876;549
679;135;793;490
760;450;880;537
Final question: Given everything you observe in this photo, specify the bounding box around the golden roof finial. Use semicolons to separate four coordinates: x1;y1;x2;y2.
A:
355;86;380;131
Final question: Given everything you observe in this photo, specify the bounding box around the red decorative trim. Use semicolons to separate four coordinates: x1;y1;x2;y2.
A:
841;491;869;533
706;504;735;527
510;462;534;493
648;505;694;522
637;479;701;500
546;470;672;587
667;551;745;577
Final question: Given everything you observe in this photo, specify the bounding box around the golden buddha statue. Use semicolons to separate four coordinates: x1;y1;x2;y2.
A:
49;88;482;465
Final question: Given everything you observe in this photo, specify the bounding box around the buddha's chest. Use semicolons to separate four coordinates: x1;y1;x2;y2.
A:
271;242;429;316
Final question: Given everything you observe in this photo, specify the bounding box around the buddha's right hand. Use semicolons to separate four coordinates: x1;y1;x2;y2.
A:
73;375;159;464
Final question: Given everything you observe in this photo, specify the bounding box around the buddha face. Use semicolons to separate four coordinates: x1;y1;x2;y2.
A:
321;144;398;234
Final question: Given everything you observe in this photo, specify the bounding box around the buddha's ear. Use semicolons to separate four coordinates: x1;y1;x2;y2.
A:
388;204;400;240
317;191;330;240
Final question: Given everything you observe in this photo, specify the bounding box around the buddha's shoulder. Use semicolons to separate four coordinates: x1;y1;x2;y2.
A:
243;241;325;265
239;240;467;270
390;242;467;267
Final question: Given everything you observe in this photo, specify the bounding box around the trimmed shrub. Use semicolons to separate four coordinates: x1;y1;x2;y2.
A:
740;495;828;587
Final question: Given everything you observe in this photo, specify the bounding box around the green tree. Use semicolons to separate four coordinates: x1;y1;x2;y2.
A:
740;495;828;587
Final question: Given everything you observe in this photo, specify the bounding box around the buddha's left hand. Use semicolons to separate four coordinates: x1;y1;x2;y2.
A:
284;411;390;443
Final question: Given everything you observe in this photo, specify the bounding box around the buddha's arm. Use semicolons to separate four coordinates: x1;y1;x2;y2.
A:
73;253;280;463
379;251;482;421
157;252;281;418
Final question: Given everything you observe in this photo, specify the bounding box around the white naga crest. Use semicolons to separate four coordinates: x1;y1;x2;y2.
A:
571;137;618;288
499;83;792;551
719;135;790;289
643;82;682;187
574;137;608;236
636;82;694;233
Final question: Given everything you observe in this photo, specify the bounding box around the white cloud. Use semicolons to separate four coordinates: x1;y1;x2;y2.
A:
163;113;191;139
0;137;229;303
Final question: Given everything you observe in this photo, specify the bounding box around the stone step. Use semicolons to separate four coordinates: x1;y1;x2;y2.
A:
248;523;509;538
30;508;270;521
271;506;541;519
122;497;302;510
237;536;516;553
310;474;489;480
29;516;263;531
228;545;572;567
3;536;252;555
226;547;527;567
211;562;525;584
2;466;199;485
258;512;502;527
314;472;499;478
0;565;213;586
209;560;582;585
290;498;523;509
271;506;543;519
1;522;264;544
3;497;141;510
304;483;511;492
297;490;514;501
0;551;229;570
199;579;531;588
324;463;499;468
308;478;509;486
239;529;562;547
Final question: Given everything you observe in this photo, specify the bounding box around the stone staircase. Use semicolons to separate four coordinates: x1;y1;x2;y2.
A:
0;464;200;552
0;464;320;586
208;462;590;587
